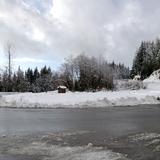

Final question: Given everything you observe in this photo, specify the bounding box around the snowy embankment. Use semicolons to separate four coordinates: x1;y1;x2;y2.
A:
0;82;160;108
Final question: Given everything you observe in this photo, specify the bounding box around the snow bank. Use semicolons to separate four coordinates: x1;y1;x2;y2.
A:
0;84;160;108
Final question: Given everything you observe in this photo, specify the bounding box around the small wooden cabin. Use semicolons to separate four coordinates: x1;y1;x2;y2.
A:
57;86;67;93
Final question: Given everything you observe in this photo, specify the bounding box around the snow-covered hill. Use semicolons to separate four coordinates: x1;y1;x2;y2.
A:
143;69;160;90
144;69;160;83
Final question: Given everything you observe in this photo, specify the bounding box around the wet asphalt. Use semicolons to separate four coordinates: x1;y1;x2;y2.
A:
0;104;160;160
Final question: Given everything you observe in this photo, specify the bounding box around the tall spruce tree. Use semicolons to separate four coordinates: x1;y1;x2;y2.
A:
131;39;160;79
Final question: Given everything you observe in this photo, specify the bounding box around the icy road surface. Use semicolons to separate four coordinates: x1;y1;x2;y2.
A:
0;105;160;159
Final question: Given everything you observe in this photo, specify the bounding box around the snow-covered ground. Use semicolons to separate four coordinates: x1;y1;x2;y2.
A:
0;81;159;108
0;70;160;108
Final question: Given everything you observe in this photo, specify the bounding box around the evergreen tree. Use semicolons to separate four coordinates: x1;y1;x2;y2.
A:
131;39;160;79
33;67;40;83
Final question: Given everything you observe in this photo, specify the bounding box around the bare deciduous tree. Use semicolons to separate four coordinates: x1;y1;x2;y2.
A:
5;43;15;91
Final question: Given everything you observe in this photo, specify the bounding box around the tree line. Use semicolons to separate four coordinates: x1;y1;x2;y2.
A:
131;38;160;79
0;54;130;92
4;36;160;93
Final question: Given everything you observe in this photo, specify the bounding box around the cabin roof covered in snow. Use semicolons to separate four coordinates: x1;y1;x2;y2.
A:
57;86;67;89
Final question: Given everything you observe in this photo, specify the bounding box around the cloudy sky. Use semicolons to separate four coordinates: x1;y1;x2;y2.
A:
0;0;160;70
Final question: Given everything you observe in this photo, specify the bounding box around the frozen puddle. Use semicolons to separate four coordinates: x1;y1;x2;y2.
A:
8;142;129;160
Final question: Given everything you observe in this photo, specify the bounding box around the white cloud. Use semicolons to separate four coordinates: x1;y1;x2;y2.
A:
31;26;45;42
13;57;48;63
0;0;160;69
